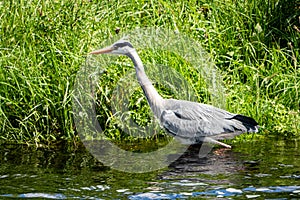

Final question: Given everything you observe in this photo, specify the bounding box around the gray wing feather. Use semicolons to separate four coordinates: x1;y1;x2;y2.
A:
160;99;257;140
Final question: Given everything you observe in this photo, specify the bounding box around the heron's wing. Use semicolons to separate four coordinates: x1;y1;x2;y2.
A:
161;99;257;139
161;109;236;148
160;109;237;138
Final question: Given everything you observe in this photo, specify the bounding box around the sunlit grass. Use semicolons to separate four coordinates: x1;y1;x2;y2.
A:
0;0;299;144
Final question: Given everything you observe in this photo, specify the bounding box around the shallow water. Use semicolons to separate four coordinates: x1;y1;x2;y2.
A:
1;137;300;199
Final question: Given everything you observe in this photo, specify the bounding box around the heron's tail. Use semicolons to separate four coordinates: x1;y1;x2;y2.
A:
231;114;259;133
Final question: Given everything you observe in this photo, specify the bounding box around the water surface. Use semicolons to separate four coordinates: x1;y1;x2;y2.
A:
1;137;300;199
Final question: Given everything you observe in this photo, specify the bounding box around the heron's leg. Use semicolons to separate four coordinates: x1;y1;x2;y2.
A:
203;137;232;149
198;142;214;158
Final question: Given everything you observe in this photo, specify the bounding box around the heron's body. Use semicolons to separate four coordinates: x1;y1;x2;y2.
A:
162;99;258;136
90;38;259;148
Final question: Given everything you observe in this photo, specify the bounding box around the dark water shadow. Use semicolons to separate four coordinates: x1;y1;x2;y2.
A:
159;143;246;188
169;144;242;171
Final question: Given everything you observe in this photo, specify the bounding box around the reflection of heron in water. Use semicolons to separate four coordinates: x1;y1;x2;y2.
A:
90;38;259;149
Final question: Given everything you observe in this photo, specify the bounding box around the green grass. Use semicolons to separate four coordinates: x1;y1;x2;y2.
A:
0;0;299;144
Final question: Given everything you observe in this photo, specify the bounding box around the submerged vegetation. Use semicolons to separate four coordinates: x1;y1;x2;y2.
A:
0;0;299;144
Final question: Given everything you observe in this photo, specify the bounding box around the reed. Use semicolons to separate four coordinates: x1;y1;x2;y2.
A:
0;0;299;144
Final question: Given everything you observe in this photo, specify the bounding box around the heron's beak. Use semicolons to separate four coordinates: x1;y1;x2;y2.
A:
90;46;113;55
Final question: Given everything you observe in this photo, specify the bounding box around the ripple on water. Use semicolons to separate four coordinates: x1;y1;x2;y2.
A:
128;186;300;199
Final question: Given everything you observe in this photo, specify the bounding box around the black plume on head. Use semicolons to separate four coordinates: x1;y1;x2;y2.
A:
114;37;134;48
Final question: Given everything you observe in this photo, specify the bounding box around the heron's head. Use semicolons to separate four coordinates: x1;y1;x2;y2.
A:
90;37;134;56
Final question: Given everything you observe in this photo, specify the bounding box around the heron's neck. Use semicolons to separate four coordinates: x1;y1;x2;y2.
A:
127;50;163;117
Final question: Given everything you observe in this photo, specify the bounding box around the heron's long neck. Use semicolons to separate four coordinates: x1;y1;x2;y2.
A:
127;50;163;117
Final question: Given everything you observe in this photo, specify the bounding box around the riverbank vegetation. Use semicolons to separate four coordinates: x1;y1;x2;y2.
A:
0;0;299;145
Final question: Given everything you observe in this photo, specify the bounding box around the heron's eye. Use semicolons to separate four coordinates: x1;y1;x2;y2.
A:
112;45;119;50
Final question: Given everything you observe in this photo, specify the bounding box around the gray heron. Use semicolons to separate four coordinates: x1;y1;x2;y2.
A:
90;38;259;148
